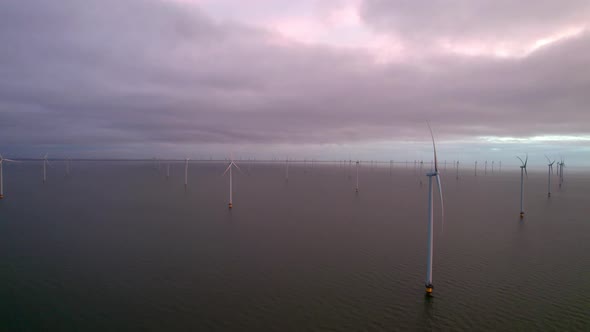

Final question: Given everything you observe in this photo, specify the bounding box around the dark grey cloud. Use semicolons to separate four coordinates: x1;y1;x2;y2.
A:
0;0;589;158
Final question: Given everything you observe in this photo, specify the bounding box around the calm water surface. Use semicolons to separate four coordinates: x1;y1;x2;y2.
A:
1;161;589;331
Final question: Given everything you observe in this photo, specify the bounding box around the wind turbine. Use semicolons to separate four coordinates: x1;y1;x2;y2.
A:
545;155;555;197
558;158;565;187
517;154;528;218
42;154;51;183
456;161;459;180
424;124;444;296
223;156;243;208
0;154;18;199
184;158;189;188
484;160;488;175
355;160;360;193
474;161;478;176
285;158;289;182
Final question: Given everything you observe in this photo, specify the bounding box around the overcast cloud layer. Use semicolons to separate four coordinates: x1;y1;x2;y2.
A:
0;0;589;163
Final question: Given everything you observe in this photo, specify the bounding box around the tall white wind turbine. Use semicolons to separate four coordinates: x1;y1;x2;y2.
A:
424;124;444;296
223;156;243;208
545;155;555;197
517;154;528;218
0;154;18;199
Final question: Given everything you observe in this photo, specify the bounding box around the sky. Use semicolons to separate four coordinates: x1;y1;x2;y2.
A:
0;0;589;167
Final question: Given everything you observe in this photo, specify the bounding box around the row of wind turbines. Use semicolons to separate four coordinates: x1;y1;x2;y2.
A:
0;134;568;297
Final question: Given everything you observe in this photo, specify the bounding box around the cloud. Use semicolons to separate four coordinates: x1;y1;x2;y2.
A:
0;0;589;160
360;0;590;56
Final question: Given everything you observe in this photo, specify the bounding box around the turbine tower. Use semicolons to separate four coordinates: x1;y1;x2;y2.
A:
517;155;528;218
545;155;555;197
0;154;18;199
42;153;50;183
425;123;444;296
355;160;359;193
184;158;189;189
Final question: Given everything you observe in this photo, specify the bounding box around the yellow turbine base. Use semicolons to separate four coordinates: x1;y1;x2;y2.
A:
425;286;433;295
520;212;524;218
228;203;233;209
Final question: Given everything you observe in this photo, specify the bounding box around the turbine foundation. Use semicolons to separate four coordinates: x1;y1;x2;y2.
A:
0;194;3;199
228;202;233;209
425;284;433;296
520;211;524;219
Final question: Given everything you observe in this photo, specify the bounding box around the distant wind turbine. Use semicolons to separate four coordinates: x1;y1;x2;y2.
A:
285;158;289;182
545;155;555;197
42;153;50;183
424;123;444;296
184;158;189;188
558;158;565;187
474;161;478;176
517;154;528;219
223;156;243;208
355;160;360;193
0;154;18;199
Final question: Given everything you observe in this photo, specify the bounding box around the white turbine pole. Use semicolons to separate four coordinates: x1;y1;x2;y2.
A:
518;155;528;218
520;167;524;216
426;170;434;293
485;160;488;175
474;161;477;176
285;158;289;182
456;161;459;180
492;161;495;174
184;158;189;187
0;155;18;198
0;159;3;198
545;156;555;197
43;158;47;183
229;164;233;208
355;161;359;192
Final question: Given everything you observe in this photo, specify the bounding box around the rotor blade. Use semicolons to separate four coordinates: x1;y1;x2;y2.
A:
524;167;528;178
544;155;551;163
222;163;232;175
524;154;528;167
4;159;21;163
426;122;438;172
516;156;525;165
233;162;245;174
436;174;444;233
